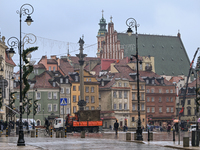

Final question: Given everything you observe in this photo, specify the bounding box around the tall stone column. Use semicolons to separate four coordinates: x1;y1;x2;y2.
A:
76;38;86;110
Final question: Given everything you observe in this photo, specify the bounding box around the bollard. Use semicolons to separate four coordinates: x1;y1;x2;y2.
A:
148;129;150;141
126;132;131;141
6;127;8;137
81;131;85;138
173;129;175;142
65;127;67;138
36;128;38;138
51;128;52;138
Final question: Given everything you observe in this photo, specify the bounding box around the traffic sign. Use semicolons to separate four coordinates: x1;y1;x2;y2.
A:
0;79;8;87
60;98;67;106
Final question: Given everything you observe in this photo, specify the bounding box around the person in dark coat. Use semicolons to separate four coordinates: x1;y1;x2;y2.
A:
114;120;119;135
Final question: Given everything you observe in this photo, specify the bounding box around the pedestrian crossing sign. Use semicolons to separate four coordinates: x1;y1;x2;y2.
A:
60;98;67;106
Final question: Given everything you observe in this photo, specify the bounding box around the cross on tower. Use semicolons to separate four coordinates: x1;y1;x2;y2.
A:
102;10;104;18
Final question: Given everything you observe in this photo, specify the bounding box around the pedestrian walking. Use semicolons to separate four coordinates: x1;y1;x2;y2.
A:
114;120;119;135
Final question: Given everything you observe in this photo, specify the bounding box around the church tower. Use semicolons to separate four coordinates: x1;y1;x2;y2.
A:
97;10;107;58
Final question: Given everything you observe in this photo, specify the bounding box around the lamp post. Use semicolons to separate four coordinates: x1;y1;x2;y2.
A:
7;3;34;146
126;18;143;141
32;88;37;129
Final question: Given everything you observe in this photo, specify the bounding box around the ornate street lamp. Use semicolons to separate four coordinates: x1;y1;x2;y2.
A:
126;18;143;141
7;3;34;146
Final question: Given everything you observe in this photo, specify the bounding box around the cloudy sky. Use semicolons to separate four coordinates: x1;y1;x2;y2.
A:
0;0;200;72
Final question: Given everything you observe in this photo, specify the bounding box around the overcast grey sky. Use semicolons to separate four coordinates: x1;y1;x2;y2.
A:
0;0;200;72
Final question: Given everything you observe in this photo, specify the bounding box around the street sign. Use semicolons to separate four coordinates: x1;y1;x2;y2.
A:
0;79;8;87
60;98;67;106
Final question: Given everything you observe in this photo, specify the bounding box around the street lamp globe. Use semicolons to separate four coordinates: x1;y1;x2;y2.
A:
25;15;33;26
127;27;133;36
8;47;16;58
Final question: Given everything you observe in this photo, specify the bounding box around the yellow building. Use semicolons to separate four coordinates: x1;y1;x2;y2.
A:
70;70;99;116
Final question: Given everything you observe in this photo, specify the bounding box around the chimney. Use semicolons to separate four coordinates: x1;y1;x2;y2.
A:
177;30;181;38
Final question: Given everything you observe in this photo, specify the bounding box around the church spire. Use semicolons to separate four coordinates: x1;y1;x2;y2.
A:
97;10;107;37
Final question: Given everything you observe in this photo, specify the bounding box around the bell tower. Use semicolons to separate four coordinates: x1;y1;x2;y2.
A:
97;10;107;58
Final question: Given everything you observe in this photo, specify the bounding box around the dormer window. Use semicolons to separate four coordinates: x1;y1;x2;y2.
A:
53;67;56;72
60;78;63;83
102;81;104;86
75;76;78;82
161;80;164;84
146;79;149;84
66;78;68;83
53;82;56;87
152;80;155;84
118;82;122;87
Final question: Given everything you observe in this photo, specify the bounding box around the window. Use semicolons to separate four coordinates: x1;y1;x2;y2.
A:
66;88;70;94
187;108;191;115
73;95;76;102
166;97;169;102
166;107;169;112
141;104;144;110
53;82;56;87
152;80;155;84
124;82;128;87
75;76;78;82
61;88;64;94
141;93;144;100
73;106;76;113
113;103;116;110
99;93;101;99
101;81;104;86
159;89;162;93
152;107;155;113
65;78;69;83
170;97;173;102
60;78;63;83
89;78;91;82
187;100;191;105
124;103;127;110
48;92;52;99
147;107;150;113
151;97;154;102
119;103;122;110
78;95;80;101
91;106;95;110
53;67;56;72
132;104;135;111
73;86;76;91
53;92;57;99
86;96;89;103
78;86;80;91
147;97;150;102
91;96;95;103
170;89;173;93
166;89;169;93
124;91;128;99
91;87;94;93
85;87;89;93
132;93;135;100
171;107;174;112
151;89;154;93
159;97;162;102
119;91;122;98
118;82;122;87
132;85;135;89
48;104;52;112
53;104;57;112
146;80;149;84
66;108;70;114
85;106;89;110
146;89;150;93
113;91;117;98
37;104;41;112
86;78;88;81
36;92;41;99
49;66;51;71
141;85;144;89
132;117;135;122
159;107;162;112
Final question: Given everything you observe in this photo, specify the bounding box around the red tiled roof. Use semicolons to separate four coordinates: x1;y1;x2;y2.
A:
33;63;46;69
101;59;116;71
47;59;57;64
169;76;184;83
34;71;58;89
